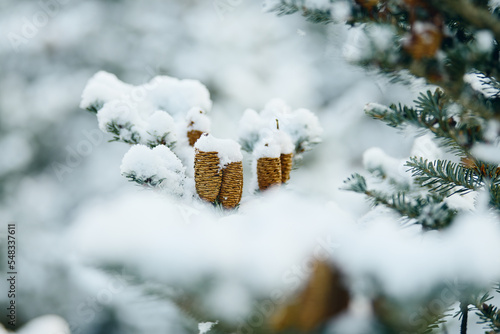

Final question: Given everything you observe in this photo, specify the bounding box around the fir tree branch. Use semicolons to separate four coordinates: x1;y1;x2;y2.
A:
106;121;142;145
269;0;500;119
431;0;500;42
489;182;500;210
406;157;481;196
366;90;490;156
343;173;456;229
145;132;176;149
267;0;334;24
86;101;103;113
364;189;421;219
474;293;500;333
122;171;165;187
342;173;368;193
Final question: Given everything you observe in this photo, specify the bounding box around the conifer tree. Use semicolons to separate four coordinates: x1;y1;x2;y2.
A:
268;0;500;333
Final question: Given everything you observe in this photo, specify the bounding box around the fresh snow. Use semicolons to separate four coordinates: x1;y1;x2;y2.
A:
273;129;295;155
363;147;411;185
10;1;500;333
262;0;333;11
82;71;213;149
186;107;211;133
331;1;351;22
471;143;500;164
120;145;186;196
238;98;322;154
253;136;282;159
69;190;500;303
475;30;494;52
80;71;133;110
410;134;442;161
146;110;177;144
198;321;218;334
194;134;243;168
16;315;70;334
464;72;500;98
364;102;392;114
490;0;500;10
146;75;212;116
81;72;212;117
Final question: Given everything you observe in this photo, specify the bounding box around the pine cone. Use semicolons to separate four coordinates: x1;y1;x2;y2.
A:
194;150;222;202
405;23;443;59
257;157;282;191
271;261;350;332
218;161;243;209
187;129;204;146
280;153;293;183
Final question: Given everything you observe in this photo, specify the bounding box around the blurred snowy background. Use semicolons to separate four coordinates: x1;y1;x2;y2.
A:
0;0;462;333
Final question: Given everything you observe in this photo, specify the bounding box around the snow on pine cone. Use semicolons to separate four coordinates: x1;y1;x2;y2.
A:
254;136;283;191
187;107;210;146
254;130;295;190
194;134;243;207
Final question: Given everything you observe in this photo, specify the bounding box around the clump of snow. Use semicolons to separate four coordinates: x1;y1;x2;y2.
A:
69;189;500;306
304;0;334;10
195;134;243;168
274;130;295;155
335;208;500;298
489;0;500;10
253;136;281;159
238;98;322;154
145;110;177;146
198;321;218;334
238;108;266;151
364;102;392;114
146;76;212;116
464;72;500;98
369;24;395;53
363;147;410;185
81;71;214;149
445;192;476;212
284;107;322;152
445;103;462;118
186;107;211;133
17;315;70;334
120;145;186;196
471;143;500;164
410;134;442;161
97;100;147;143
331;1;351;22
343;25;371;62
261;0;281;11
262;0;333;11
259;128;294;155
475;30;494;52
80;71;133;110
201;279;252;321
484;120;500;143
